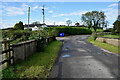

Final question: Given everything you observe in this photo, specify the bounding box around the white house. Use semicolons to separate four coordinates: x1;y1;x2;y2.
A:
32;26;38;31
24;24;45;31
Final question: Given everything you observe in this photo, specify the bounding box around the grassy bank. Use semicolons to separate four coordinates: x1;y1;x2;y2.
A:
2;40;62;79
88;36;120;54
102;34;120;38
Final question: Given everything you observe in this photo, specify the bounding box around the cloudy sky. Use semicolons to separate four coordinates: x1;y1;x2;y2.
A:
0;2;118;29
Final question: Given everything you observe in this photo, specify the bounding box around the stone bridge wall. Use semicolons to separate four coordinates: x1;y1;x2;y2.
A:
96;37;120;47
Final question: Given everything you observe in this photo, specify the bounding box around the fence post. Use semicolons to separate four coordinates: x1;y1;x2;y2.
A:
2;40;14;68
8;41;11;65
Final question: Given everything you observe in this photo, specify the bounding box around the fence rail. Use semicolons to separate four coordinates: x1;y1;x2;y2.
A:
1;40;14;68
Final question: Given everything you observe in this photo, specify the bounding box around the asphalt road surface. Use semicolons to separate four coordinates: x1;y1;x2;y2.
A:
49;35;119;79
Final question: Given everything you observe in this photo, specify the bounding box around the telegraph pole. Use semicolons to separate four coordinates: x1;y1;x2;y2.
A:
42;5;45;24
28;7;30;31
53;22;55;26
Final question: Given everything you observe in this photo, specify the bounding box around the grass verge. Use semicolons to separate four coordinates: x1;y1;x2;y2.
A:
88;36;120;54
102;34;120;38
2;40;62;79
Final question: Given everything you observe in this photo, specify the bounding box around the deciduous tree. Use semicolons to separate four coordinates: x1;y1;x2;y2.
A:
14;21;24;30
75;22;80;27
113;20;120;33
66;20;72;26
81;11;107;32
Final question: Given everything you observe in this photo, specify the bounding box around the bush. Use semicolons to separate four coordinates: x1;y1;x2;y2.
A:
36;37;47;52
24;28;32;31
2;30;9;39
9;30;31;40
103;29;111;32
44;27;92;36
14;21;24;30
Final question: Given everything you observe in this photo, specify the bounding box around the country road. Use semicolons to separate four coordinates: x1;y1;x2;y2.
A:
49;35;119;79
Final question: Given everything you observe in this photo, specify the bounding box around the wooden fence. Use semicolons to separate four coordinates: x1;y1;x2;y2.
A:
1;40;14;68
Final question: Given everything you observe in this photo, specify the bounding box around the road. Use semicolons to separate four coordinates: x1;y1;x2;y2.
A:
49;35;119;79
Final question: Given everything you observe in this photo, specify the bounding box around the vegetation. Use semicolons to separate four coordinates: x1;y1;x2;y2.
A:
103;29;112;32
32;21;40;25
66;20;72;26
81;11;107;32
14;21;24;30
102;34;120;38
2;40;62;79
90;28;103;33
75;22;80;27
44;27;92;36
88;36;120;54
113;20;120;33
2;28;58;44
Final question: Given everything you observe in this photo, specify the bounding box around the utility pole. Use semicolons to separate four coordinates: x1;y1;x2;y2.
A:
28;7;30;31
42;5;45;24
53;22;55;26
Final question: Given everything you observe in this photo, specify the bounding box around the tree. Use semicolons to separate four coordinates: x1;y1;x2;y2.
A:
81;11;106;32
75;22;80;27
32;21;40;25
14;21;24;30
113;20;120;33
66;20;72;26
19;21;24;30
113;15;120;33
14;23;20;30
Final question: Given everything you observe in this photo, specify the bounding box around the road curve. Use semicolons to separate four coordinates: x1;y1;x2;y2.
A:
49;35;119;79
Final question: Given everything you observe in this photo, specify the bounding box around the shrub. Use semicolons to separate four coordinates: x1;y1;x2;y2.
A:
2;30;9;39
36;37;47;52
103;30;111;32
14;21;24;30
8;30;31;40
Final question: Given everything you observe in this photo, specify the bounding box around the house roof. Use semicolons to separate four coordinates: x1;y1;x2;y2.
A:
24;24;45;28
24;24;66;28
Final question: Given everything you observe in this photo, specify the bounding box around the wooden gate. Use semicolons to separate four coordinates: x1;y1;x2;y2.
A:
1;40;14;69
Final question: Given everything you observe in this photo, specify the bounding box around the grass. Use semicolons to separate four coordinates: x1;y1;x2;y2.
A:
2;40;62;79
102;34;120;38
88;36;120;54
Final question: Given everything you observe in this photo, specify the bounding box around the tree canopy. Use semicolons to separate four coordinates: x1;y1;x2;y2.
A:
66;20;72;26
113;20;120;33
75;22;80;27
32;21;40;25
14;21;24;30
81;11;107;32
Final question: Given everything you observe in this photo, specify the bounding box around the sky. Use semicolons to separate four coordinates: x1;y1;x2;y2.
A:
0;2;119;29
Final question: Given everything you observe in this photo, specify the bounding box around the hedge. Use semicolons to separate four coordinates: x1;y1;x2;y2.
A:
44;27;92;36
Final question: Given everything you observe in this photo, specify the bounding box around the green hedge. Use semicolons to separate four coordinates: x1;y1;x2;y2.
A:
2;30;32;40
44;27;92;36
